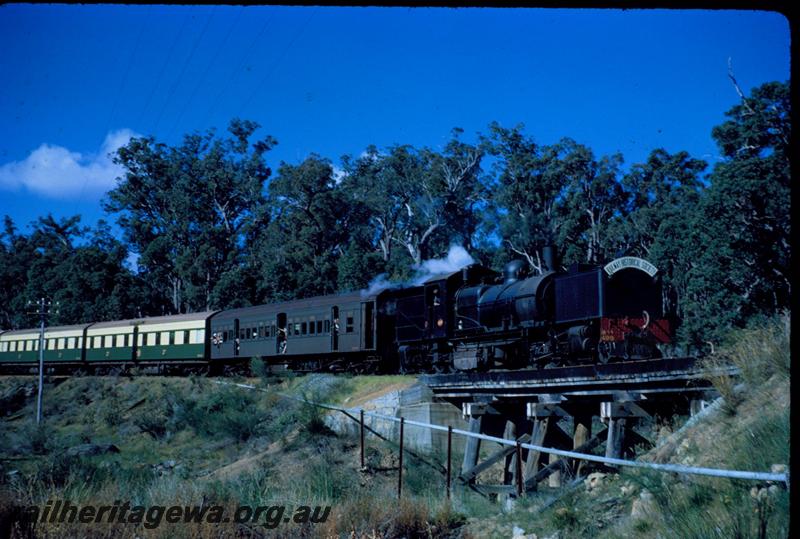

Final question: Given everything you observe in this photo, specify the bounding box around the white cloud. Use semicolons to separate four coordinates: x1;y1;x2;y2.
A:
0;129;139;199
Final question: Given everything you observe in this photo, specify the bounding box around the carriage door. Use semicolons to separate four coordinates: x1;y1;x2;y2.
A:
276;313;287;355
361;302;374;350
233;319;240;357
331;306;339;351
132;325;140;362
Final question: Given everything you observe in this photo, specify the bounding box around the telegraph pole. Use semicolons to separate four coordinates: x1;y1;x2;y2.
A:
27;298;58;424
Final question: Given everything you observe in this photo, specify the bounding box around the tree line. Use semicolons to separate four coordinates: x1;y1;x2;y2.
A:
0;81;789;348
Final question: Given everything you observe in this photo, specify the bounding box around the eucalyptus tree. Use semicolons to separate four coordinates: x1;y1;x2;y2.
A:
106;119;275;313
340;133;485;281
254;154;348;300
680;80;790;344
483;123;565;274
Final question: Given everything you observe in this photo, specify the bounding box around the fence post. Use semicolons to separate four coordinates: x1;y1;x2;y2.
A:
446;425;452;499
516;441;523;497
398;417;405;499
360;409;365;469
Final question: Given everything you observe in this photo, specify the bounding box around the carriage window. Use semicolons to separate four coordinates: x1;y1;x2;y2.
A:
271;324;276;337
174;331;185;345
325;320;330;333
9;342;15;352
252;327;259;339
191;329;205;344
258;325;265;338
346;316;354;333
309;320;316;335
103;335;112;348
137;333;143;347
0;342;6;352
67;337;75;349
294;323;300;335
147;333;156;346
301;322;307;335
116;335;125;347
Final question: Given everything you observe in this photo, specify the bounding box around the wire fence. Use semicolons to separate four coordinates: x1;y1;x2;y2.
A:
214;380;790;495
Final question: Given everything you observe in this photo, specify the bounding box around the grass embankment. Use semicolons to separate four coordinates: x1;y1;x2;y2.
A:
1;371;481;538
0;317;790;538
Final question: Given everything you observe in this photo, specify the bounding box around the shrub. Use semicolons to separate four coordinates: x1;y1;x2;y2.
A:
175;385;267;442
133;404;170;440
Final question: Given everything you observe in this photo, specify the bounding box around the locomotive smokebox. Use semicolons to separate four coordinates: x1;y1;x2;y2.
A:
542;245;557;272
503;260;526;284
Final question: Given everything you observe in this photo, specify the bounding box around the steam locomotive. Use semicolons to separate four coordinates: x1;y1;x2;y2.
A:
393;250;670;373
0;253;670;374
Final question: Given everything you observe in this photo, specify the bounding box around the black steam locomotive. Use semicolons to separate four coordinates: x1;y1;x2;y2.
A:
0;253;670;375
391;251;670;373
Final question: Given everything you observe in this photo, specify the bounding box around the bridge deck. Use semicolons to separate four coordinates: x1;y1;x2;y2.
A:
420;357;734;402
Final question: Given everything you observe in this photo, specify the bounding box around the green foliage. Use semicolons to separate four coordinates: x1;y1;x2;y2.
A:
106;118;276;313
29;423;53;455
0;215;146;327
175;384;267;442
132;403;171;440
249;356;269;380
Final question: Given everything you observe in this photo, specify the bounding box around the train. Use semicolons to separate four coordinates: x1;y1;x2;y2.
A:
0;252;671;375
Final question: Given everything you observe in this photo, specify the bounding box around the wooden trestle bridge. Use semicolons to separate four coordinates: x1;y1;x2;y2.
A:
419;357;735;497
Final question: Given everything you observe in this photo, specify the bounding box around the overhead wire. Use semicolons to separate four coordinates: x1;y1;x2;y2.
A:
202;10;276;129
136;9;192;132
72;7;151;217
151;6;217;136
236;8;317;118
166;5;245;141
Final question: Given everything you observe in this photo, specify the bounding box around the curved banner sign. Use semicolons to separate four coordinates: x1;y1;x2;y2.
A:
604;256;658;277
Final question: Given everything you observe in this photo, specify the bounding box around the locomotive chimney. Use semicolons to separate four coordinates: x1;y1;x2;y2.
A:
542;245;557;272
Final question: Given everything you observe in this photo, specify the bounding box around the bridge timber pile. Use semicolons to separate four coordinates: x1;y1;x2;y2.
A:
419;357;737;498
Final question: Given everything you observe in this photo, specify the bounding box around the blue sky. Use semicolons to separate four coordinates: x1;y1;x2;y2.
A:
0;5;790;233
